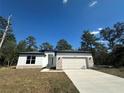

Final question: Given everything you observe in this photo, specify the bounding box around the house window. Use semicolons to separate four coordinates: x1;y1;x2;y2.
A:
26;56;36;64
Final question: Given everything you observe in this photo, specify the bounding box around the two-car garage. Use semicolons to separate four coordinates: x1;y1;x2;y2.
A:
56;52;93;70
62;57;87;69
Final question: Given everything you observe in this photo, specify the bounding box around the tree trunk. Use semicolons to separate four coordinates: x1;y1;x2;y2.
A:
10;59;14;66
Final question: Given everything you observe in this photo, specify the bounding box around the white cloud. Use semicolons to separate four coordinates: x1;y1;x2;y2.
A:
98;28;103;31
89;0;98;7
97;40;108;44
90;31;99;35
63;0;68;4
90;27;102;35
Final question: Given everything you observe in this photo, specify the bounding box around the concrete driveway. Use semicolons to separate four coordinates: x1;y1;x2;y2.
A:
64;69;124;93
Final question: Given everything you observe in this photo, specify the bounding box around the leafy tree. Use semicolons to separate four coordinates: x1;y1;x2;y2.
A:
26;36;37;51
100;22;124;50
80;31;109;65
56;39;72;50
114;22;124;44
111;45;124;67
0;16;17;66
80;31;98;52
94;43;109;65
100;27;116;49
40;42;53;50
1;40;17;66
99;23;124;67
17;40;27;52
0;16;8;30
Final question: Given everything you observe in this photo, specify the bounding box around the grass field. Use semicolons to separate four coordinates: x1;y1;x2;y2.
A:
0;68;79;93
94;67;124;78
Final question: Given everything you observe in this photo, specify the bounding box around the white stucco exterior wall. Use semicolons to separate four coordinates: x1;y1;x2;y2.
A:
16;52;56;69
16;52;94;69
16;54;44;69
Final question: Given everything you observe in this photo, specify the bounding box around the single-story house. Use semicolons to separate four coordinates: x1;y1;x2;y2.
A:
16;50;94;69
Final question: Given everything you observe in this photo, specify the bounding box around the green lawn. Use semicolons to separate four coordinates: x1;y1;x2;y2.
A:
94;67;124;78
0;68;79;93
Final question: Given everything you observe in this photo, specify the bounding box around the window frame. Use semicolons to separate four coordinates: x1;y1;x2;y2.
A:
26;55;36;64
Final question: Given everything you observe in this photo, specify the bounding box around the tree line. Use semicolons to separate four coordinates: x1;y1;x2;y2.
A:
0;16;124;67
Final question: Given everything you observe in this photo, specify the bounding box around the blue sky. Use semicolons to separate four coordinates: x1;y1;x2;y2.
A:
0;0;124;48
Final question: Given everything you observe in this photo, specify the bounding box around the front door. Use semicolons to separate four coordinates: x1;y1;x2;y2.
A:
48;54;54;68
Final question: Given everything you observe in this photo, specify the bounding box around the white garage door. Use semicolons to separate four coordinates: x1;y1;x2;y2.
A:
62;57;87;69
